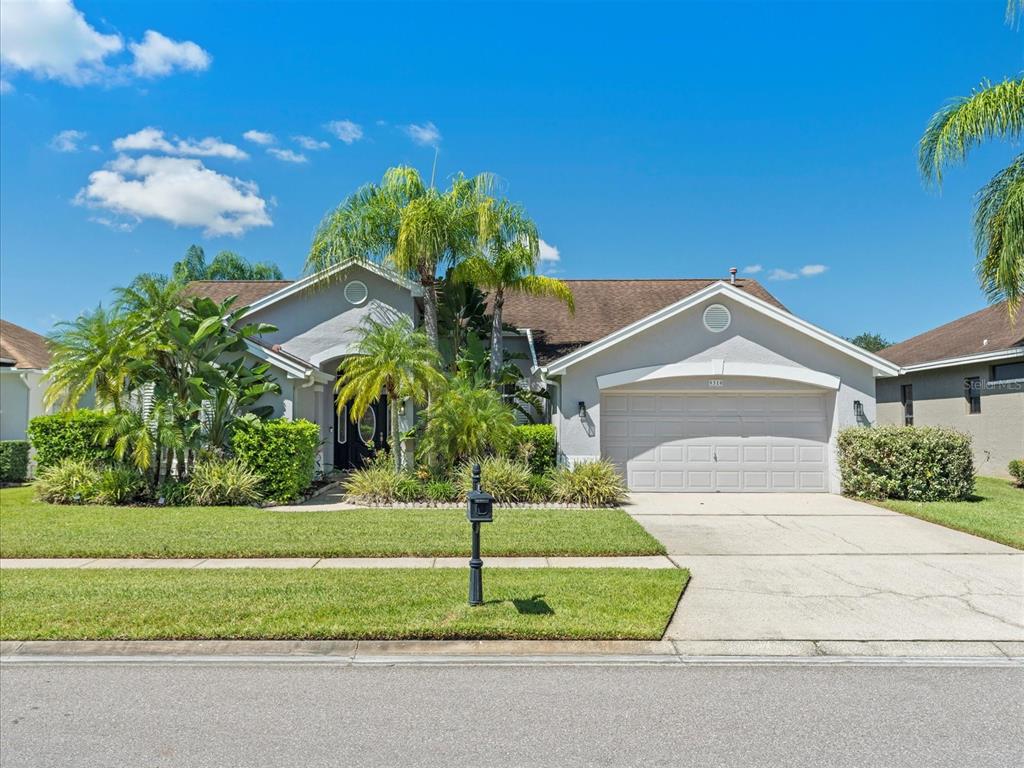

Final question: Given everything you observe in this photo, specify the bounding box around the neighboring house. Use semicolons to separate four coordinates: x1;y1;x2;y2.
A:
189;262;899;493
0;319;53;441
876;302;1024;478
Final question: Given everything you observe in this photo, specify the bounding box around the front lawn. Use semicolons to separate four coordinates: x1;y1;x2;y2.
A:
0;486;664;558
0;568;688;641
873;476;1024;550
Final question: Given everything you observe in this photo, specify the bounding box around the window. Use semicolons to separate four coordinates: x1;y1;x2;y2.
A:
901;384;914;426
336;405;347;444
358;408;376;445
965;377;981;414
991;361;1024;382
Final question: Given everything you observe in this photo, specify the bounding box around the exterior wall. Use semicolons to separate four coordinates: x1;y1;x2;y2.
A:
0;369;51;442
551;295;879;493
248;264;417;367
876;358;1024;478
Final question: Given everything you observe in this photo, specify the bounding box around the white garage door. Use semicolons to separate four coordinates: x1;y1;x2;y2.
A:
601;393;829;492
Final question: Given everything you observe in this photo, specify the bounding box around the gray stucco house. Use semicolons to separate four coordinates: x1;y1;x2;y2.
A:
0;319;55;442
189;261;900;494
876;302;1024;478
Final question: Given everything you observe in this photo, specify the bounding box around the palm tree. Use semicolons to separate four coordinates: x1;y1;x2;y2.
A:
334;316;445;470
454;200;575;380
307;166;492;350
919;3;1024;312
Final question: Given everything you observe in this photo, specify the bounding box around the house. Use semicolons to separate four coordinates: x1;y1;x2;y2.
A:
875;302;1024;478
187;260;900;492
0;319;53;441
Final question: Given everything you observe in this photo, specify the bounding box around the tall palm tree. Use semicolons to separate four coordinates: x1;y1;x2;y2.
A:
919;3;1024;312
307;166;492;350
334;316;445;470
454;200;575;380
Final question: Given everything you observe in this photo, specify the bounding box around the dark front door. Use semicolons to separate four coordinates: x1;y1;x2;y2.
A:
334;394;388;469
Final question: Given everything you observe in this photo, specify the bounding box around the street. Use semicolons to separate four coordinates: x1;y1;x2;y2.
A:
1;660;1021;768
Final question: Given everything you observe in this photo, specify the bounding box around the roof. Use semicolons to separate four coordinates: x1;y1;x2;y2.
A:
878;301;1024;369
0;319;51;369
499;278;788;363
181;280;293;307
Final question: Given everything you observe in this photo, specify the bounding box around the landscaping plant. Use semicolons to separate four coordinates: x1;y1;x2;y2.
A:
27;411;113;471
458;456;533;503
34;459;101;504
342;451;421;505
188;458;264;506
93;466;146;505
0;441;29;483
232;419;320;503
551;460;627;507
511;424;557;475
1009;459;1024;487
418;378;516;467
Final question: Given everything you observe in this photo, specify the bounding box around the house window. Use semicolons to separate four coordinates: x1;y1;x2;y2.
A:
965;377;981;414
336;405;347;444
901;384;914;426
991;361;1024;381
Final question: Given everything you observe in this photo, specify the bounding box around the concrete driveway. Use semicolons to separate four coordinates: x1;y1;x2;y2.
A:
625;493;1024;643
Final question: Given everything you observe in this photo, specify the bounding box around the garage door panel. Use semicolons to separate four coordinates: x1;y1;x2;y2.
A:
600;392;829;492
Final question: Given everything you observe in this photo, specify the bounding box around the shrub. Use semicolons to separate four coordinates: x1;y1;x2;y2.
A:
188;458;264;506
157;478;191;507
551;460;627;507
94;466;146;505
458;456;533;503
527;473;554;503
837;426;974;501
342;453;420;504
418;379;517;468
425;479;459;504
0;441;30;482
232;418;320;502
1009;459;1024;488
27;410;112;471
35;458;101;504
510;424;557;475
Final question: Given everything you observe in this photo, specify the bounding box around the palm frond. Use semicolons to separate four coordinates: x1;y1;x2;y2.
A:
975;155;1024;313
516;275;576;313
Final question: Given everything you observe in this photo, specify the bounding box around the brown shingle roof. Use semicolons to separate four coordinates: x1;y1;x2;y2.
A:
0;319;51;369
499;278;788;363
878;301;1024;367
182;280;293;307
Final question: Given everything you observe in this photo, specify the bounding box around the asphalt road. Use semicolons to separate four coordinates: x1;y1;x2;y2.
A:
1;661;1021;768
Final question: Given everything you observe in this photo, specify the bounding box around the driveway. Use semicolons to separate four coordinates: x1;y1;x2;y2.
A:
625;493;1024;642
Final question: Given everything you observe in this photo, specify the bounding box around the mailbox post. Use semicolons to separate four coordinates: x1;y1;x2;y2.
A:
466;463;494;606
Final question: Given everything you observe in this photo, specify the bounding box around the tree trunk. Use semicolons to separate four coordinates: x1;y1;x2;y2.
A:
490;290;504;382
389;390;402;473
422;274;439;351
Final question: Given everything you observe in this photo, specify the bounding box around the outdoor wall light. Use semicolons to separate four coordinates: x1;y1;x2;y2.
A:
853;400;865;419
578;401;587;420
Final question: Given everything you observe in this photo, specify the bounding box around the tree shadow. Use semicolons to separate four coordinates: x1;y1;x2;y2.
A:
505;594;555;615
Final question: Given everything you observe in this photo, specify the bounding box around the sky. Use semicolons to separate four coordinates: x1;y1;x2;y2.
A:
1;0;1021;343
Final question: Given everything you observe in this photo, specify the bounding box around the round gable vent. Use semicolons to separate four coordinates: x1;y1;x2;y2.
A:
344;280;368;305
702;303;731;332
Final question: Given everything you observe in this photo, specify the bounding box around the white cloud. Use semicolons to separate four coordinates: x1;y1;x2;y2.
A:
742;264;763;274
267;148;307;164
76;154;272;236
128;30;209;77
799;264;828;276
293;135;329;150
0;0;208;87
767;268;799;281
113;127;248;160
49;129;86;152
325;119;363;144
405;121;441;147
538;239;560;263
243;129;276;145
0;79;13;94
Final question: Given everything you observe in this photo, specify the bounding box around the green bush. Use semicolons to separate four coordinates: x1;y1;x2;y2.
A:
510;424;557;475
157;478;191;507
417;379;517;468
458;456;533;503
527;473;554;503
27;410;113;471
342;453;422;504
551;460;627;507
1009;459;1024;488
425;479;459;503
35;458;101;504
232;418;320;502
188;458;264;506
0;441;30;482
837;426;974;501
94;466;146;505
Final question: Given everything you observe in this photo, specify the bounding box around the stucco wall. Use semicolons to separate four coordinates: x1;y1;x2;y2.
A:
551;295;879;493
876;358;1024;478
0;370;31;441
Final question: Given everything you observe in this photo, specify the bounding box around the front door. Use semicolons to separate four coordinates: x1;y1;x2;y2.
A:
334;395;389;469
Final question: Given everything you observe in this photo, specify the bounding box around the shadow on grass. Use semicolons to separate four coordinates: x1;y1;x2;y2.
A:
481;594;555;615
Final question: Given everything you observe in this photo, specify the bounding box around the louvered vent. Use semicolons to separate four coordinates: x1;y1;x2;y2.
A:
702;303;731;332
344;280;368;305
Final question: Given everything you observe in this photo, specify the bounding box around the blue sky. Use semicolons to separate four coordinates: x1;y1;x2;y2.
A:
1;1;1020;342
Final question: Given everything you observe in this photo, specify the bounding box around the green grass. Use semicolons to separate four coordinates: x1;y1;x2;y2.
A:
0;568;688;641
0;485;664;558
873;476;1024;550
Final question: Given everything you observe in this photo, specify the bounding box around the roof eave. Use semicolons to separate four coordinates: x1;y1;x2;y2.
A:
895;346;1024;374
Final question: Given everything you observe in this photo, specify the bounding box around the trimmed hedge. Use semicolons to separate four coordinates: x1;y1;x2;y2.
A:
0;441;30;482
510;424;557;475
232;418;320;502
27;411;112;471
837;426;974;501
1010;459;1024;488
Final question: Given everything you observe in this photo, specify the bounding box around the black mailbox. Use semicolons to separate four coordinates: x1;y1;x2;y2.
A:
467;489;494;523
